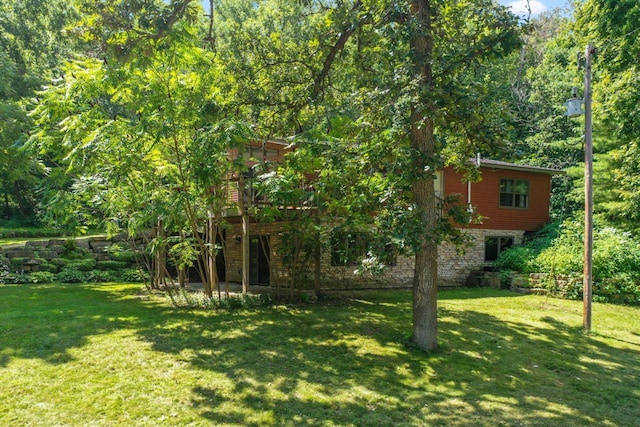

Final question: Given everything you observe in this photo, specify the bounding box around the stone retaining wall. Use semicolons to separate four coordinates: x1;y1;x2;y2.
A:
0;236;136;273
511;272;581;295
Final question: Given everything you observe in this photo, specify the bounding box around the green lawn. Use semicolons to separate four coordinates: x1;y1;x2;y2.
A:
0;235;107;247
0;284;638;426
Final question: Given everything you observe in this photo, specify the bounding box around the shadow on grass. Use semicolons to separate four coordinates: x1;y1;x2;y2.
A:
142;292;640;426
437;287;527;300
1;284;638;425
0;284;145;365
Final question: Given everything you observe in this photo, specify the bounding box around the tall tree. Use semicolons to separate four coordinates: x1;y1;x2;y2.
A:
0;0;77;221
576;0;640;232
29;0;251;292
405;0;520;349
214;0;520;350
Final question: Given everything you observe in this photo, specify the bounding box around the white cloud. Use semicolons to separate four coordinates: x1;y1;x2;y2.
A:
507;0;548;17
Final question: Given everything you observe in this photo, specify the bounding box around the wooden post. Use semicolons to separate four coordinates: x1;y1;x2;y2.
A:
313;215;321;294
583;44;594;331
239;174;249;294
156;216;165;289
205;212;215;297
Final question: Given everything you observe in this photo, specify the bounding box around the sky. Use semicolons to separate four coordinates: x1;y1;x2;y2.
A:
202;1;573;18
499;0;572;18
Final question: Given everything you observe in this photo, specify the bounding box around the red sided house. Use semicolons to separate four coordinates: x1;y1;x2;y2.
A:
221;142;562;289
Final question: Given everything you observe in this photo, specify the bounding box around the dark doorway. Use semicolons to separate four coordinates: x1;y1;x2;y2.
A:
215;229;226;282
249;235;270;285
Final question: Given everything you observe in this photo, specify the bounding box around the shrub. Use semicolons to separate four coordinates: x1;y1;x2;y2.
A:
38;261;58;273
0;265;9;284
592;228;640;280
594;274;640;305
28;271;56;284
65;258;97;272
168;288;218;309
168;288;272;310
87;270;120;283
494;222;561;274
56;269;87;283
96;260;129;271
106;245;137;263
0;225;67;239
61;241;91;260
533;219;640;305
51;258;70;268
120;268;149;282
494;246;539;273
2;273;31;284
9;257;28;270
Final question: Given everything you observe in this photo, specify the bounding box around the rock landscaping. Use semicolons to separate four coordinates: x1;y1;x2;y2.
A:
0;236;146;284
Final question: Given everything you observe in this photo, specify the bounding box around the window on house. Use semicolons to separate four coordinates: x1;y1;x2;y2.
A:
381;243;397;266
331;232;369;266
243;146;279;162
330;232;397;266
499;178;529;208
485;236;514;261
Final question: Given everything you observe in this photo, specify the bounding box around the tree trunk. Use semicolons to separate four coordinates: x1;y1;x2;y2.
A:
3;191;10;220
155;217;166;289
13;180;32;218
313;214;321;294
410;0;438;351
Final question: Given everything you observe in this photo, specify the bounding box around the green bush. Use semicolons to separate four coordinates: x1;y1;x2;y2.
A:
533;220;640;305
38;261;58;273
56;269;87;283
51;258;70;268
592;228;640;280
0;226;67;239
494;246;539;273
61;241;92;260
96;260;129;270
65;258;97;272
120;268;149;282
0;266;9;284
28;271;56;284
494;222;560;274
2;273;31;284
168;288;272;310
594;274;640;305
106;245;137;263
9;258;27;270
88;270;120;283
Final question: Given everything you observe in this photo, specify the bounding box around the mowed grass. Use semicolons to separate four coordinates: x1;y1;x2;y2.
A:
0;230;105;246
0;284;638;426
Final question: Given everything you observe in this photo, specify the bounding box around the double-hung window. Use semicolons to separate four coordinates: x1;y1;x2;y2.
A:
499;178;529;208
330;232;397;266
485;236;514;261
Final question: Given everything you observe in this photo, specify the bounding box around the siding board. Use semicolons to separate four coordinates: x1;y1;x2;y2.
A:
443;166;551;232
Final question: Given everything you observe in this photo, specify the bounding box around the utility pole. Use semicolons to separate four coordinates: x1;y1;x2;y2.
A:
583;44;594;332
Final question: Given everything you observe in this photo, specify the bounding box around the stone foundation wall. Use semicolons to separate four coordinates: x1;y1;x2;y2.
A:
222;222;525;289
1;226;527;288
438;229;525;287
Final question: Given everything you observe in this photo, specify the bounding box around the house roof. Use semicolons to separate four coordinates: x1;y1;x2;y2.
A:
477;159;565;175
252;140;566;175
